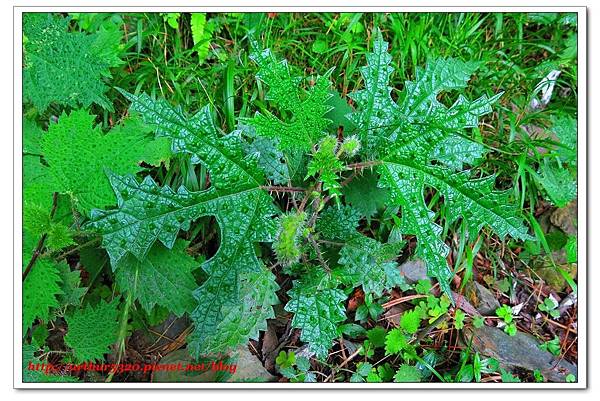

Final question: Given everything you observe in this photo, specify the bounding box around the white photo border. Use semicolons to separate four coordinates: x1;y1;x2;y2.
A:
12;4;587;390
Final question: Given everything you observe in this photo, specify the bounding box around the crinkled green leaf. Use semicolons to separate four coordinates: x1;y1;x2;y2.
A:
316;205;361;240
337;235;405;296
64;298;120;363
42;109;170;214
285;270;346;359
115;240;197;317
430;134;485;170
347;29;399;157
242;125;291;185
23;13;122;112
350;32;530;298
87;93;280;357
246;46;333;151
189;266;279;353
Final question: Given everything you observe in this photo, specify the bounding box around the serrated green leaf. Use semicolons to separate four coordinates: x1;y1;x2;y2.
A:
23;13;122;112
190;267;279;353
342;171;389;219
115;240;197;316
337;235;404;296
246;46;333;151
190;13;213;62
347;29;398;157
394;364;422;383
385;328;408;355
284;271;346;359
23;258;63;332
242;125;292;185
64;298;120;363
400;309;422;334
536;159;576;207
56;261;87;308
42;109;170;214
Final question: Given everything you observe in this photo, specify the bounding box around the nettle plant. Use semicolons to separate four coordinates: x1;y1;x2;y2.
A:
23;24;530;368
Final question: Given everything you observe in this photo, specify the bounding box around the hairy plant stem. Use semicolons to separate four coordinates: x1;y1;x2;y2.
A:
307;234;330;272
346;160;382;170
260;185;307;193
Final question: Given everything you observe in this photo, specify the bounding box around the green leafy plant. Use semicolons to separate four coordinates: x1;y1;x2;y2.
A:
539;336;562;356
275;350;316;382
538;296;561;319
22;13;579;384
495;305;517;336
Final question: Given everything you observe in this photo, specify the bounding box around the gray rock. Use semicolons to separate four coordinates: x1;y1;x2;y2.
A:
152;345;277;383
464;325;577;382
398;259;428;284
230;345;278;383
472;282;501;315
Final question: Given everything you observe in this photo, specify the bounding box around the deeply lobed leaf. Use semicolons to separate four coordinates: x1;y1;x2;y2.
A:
246;46;334;151
350;31;530;297
87;93;280;357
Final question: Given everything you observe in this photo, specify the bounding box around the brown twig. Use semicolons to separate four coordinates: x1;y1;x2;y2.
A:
23;192;58;281
382;294;428;309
